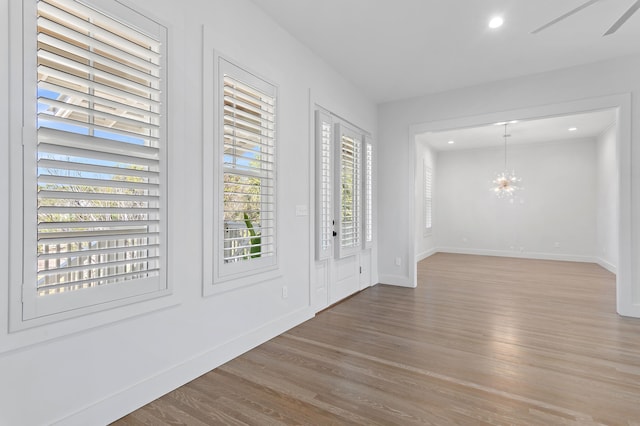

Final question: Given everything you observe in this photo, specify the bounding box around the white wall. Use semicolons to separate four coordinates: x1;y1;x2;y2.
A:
415;142;436;260
0;0;376;424
434;139;597;261
596;125;619;273
378;54;638;314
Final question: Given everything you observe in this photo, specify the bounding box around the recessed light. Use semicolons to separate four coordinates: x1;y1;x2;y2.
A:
569;127;577;131
448;140;455;144
489;16;504;29
509;120;519;124
494;121;507;126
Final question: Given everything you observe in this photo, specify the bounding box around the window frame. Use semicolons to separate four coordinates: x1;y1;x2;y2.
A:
9;0;170;331
202;45;279;295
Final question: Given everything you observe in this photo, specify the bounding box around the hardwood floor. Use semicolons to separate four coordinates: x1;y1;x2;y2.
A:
114;254;640;425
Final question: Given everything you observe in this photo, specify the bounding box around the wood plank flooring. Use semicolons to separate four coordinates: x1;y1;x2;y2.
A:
114;254;640;425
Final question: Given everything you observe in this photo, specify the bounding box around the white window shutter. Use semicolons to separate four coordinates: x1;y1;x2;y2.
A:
424;160;433;234
216;58;277;279
315;110;333;260
335;123;362;258
363;137;373;249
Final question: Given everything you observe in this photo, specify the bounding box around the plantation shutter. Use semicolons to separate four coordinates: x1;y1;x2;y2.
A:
363;137;373;248
335;124;361;258
315;110;333;260
425;161;433;232
30;0;166;316
221;60;276;269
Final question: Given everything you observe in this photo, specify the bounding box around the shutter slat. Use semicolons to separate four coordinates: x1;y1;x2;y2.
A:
38;243;159;260
38;269;160;293
38;175;160;191
38;49;160;97
38;220;158;230
38;142;157;169
38;190;159;203
38;230;159;244
38;64;159;109
38;1;161;61
37;32;161;84
39;127;159;160
38;114;158;146
39;80;158;121
38;206;158;215
38;158;159;180
38;96;158;130
39;255;160;276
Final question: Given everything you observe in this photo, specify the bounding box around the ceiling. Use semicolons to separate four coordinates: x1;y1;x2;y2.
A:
416;109;616;151
249;0;640;103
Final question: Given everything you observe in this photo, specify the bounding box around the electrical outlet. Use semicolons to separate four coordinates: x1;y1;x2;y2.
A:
395;257;402;266
282;286;288;299
554;242;561;248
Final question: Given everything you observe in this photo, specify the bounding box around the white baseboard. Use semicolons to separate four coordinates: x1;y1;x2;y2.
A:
378;274;415;288
54;307;315;426
596;257;617;274
416;248;437;262
436;247;596;264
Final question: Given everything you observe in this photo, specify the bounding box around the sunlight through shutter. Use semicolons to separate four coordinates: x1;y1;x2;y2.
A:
222;73;276;264
336;124;361;258
36;0;163;295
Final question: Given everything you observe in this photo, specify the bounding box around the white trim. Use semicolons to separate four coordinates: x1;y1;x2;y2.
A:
378;274;415;288
436;247;596;264
596;258;617;275
49;306;315;425
416;248;437;262
202;37;280;295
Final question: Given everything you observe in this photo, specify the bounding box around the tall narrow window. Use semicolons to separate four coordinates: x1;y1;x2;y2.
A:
363;138;373;249
336;124;361;258
315;110;333;260
21;0;167;322
219;59;276;275
424;161;433;234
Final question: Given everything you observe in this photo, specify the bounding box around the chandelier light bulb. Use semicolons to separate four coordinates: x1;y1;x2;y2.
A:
492;123;522;198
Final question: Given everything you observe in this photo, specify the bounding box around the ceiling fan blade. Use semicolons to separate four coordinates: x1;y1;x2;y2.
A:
603;0;640;35
531;0;602;34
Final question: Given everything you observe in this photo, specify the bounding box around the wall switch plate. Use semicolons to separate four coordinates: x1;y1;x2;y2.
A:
395;257;402;266
282;286;288;299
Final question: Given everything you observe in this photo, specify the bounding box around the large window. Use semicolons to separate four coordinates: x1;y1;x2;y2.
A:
13;0;168;325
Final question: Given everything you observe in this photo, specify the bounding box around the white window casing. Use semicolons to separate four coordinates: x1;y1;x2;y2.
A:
12;0;168;327
335;123;362;258
315;110;333;260
203;48;278;293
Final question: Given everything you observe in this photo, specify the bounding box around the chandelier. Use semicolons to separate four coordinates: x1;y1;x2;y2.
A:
492;123;522;198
